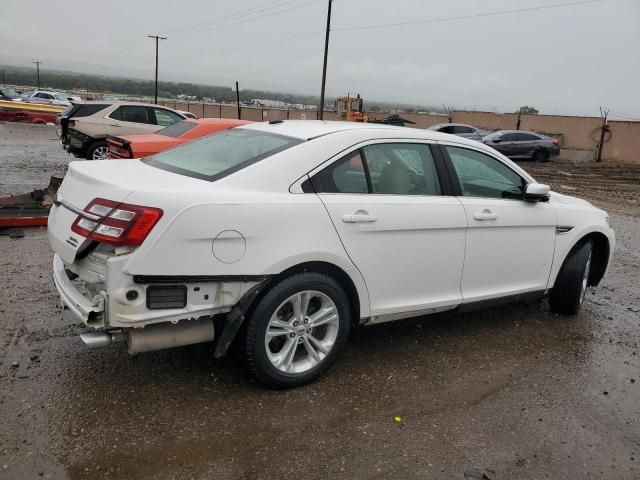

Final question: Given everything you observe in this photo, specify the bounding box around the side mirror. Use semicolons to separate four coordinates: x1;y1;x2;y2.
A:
524;183;550;202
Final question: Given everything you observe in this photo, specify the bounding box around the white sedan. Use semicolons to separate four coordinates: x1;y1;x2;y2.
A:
48;121;615;388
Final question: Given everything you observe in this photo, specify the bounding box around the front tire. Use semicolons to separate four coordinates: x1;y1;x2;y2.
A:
86;140;109;160
244;273;351;388
550;240;593;315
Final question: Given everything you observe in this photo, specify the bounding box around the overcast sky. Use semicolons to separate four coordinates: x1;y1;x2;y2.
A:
1;0;638;118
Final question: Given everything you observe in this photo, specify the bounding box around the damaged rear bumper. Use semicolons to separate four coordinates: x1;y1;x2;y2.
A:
52;254;105;324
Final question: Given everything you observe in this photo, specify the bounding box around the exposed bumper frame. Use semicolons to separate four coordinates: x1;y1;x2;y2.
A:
52;254;105;324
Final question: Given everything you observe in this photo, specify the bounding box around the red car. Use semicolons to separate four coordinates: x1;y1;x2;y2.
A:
107;118;251;159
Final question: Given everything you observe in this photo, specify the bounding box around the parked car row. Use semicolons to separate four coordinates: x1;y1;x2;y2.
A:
21;90;82;106
58;101;191;159
427;122;561;162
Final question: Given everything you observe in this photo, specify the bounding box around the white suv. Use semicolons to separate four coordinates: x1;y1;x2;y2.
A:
48;121;615;388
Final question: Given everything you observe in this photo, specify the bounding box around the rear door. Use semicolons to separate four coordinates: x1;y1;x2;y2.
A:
312;141;467;318
441;144;556;303
104;105;159;136
510;132;540;158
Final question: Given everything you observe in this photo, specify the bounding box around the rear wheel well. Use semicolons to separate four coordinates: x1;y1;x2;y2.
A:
272;262;361;324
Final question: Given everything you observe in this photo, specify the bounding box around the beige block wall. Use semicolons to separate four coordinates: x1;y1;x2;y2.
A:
159;102;638;164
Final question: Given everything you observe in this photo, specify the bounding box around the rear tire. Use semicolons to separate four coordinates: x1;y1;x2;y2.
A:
244;272;351;389
86;140;108;160
549;240;593;315
532;149;550;163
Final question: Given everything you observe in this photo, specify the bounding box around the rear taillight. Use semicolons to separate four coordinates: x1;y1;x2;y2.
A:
551;138;560;146
71;198;163;246
108;144;132;159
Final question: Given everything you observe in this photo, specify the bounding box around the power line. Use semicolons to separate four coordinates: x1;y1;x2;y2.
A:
164;0;302;36
204;31;323;55
170;0;321;40
176;0;607;57
333;0;607;32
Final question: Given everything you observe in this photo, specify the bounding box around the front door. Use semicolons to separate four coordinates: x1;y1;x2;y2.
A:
312;141;467;318
442;144;556;303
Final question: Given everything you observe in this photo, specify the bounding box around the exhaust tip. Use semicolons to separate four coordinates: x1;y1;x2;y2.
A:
80;331;126;349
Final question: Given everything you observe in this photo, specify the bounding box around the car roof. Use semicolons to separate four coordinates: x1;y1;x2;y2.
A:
494;130;544;136
239;120;442;141
80;101;182;109
191;118;251;126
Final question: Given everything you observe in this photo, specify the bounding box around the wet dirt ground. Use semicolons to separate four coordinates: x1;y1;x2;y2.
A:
1;122;639;479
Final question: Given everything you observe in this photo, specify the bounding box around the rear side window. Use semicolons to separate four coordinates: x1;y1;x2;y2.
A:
451;125;473;134
312;143;441;196
156;120;197;138
364;143;440;195
514;133;541;141
110;106;153;124
312;150;368;194
144;129;302;181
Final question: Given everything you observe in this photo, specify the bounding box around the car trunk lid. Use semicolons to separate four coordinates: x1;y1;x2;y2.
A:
48;159;201;264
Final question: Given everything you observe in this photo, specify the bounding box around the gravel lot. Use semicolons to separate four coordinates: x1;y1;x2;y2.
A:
1;122;639;479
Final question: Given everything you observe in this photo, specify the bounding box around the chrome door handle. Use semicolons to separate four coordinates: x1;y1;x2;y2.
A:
108;123;121;127
473;209;498;221
342;211;377;223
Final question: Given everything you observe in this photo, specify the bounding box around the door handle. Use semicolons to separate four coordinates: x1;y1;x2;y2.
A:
342;210;377;223
108;123;121;127
473;209;498;221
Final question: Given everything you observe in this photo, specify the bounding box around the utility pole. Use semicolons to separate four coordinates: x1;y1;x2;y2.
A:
596;106;610;163
516;107;522;130
443;104;453;123
148;34;167;104
33;61;42;89
235;81;241;119
319;0;333;120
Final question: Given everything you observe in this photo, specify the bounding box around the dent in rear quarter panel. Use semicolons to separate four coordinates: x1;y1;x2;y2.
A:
122;191;371;317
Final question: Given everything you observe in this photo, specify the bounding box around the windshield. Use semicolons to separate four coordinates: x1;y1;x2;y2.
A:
483;131;503;140
54;93;70;101
156;120;198;138
144;129;302;181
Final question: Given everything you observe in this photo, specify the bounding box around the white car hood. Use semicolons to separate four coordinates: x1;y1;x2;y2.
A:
549;191;593;207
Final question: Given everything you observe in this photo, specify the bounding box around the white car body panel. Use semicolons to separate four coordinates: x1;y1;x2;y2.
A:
47;121;615;343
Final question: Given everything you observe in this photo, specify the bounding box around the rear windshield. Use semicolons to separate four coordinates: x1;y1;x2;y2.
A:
67;103;112;118
156;120;197;138
143;129;302;181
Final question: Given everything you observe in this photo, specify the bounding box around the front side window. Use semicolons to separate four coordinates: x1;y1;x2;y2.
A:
153;108;183;126
312;143;441;196
144;129;302;181
446;146;525;200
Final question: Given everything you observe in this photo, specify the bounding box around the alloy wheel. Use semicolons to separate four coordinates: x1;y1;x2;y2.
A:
92;146;109;160
264;290;340;374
